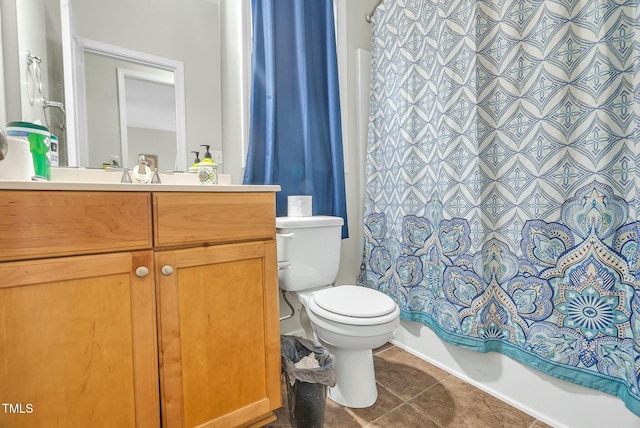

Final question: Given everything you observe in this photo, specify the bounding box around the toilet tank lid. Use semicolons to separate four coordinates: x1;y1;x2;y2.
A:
276;216;344;229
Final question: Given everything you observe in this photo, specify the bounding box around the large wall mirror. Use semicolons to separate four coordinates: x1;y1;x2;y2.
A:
75;39;187;170
0;0;224;171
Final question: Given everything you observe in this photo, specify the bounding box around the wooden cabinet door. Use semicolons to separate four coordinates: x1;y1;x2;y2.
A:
0;251;160;428
156;241;281;428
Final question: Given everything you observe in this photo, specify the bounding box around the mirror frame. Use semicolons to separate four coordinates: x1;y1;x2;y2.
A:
70;37;187;170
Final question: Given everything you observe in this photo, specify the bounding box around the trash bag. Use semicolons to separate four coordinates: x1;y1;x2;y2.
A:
280;335;336;428
281;335;336;386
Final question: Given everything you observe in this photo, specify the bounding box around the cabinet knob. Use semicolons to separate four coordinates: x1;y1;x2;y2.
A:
135;266;149;278
161;265;174;276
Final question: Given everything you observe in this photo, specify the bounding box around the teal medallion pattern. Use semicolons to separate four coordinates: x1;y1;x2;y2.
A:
359;0;640;415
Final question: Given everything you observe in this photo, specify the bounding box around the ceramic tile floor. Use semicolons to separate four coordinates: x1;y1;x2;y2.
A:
267;343;554;428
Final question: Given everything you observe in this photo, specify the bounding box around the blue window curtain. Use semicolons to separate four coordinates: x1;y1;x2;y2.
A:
244;0;348;238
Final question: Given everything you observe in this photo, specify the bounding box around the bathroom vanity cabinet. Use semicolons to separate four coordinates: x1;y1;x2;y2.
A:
0;189;281;428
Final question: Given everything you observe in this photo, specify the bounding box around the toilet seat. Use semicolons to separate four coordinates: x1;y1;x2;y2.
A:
308;285;399;326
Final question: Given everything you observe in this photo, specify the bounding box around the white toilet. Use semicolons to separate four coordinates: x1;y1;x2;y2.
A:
276;215;400;408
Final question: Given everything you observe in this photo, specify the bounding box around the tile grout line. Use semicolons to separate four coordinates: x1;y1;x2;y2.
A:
372;344;396;357
364;374;452;428
402;374;452;428
406;400;446;428
366;345;454;428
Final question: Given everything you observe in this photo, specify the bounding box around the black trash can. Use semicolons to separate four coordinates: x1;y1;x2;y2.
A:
280;335;336;428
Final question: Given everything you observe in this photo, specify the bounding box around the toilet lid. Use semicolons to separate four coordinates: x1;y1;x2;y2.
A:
310;285;397;318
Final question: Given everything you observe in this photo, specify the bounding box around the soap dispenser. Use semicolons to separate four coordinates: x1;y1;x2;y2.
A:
198;145;218;184
189;151;201;174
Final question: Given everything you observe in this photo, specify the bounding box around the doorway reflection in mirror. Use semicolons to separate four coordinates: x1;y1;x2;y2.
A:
81;50;182;170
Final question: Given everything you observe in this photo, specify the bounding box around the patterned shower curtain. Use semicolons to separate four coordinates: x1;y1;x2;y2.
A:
359;0;640;415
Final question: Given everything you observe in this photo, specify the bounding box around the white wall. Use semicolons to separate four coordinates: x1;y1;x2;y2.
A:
126;126;175;172
219;0;250;183
333;0;378;287
16;0;48;124
0;0;20;126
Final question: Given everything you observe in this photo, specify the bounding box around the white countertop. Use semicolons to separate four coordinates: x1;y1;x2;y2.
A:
0;180;280;192
0;168;280;192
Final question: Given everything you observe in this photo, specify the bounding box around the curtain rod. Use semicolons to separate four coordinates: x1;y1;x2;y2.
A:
365;0;383;23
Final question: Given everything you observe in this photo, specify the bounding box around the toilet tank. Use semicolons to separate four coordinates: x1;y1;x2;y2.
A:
276;216;344;291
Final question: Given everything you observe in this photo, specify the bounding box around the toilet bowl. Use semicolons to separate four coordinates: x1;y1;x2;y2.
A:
301;285;399;407
276;216;400;408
